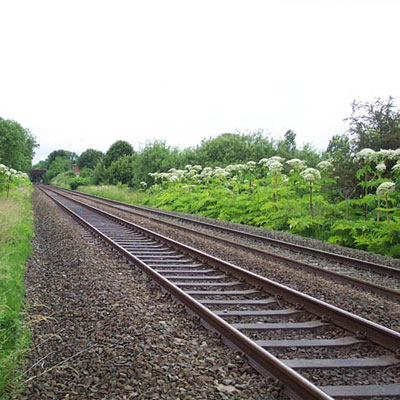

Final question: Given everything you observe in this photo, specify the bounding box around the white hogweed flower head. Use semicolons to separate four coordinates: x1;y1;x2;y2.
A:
376;181;395;196
300;167;321;182
139;181;147;188
282;174;289;184
267;160;283;173
392;162;400;172
258;158;269;165
168;174;179;182
316;160;333;172
185;164;192;170
376;162;386;173
391;149;400;160
356;148;376;162
377;149;394;160
246;161;256;168
286;158;306;170
269;156;285;163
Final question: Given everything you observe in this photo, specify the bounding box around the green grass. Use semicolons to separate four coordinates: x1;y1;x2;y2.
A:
0;185;33;399
78;184;147;204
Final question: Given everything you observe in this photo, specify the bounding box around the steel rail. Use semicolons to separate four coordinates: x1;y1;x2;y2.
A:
38;186;333;400
41;186;400;353
48;186;400;300
54;186;400;279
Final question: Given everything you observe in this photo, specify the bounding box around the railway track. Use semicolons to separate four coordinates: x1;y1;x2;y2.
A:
38;186;400;399
49;186;400;301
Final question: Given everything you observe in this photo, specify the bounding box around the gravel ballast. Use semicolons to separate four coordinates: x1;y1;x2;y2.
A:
21;189;285;399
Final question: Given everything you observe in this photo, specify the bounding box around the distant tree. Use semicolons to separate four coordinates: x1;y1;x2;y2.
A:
194;131;275;166
132;140;179;186
103;140;134;168
77;149;104;169
46;150;77;167
106;154;135;185
0;117;38;172
295;143;322;167
32;160;47;170
44;156;72;182
346;97;400;152
92;161;106;185
276;130;297;159
326;133;358;204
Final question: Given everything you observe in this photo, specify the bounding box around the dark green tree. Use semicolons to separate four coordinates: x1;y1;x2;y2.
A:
0;117;38;172
46;150;77;167
77;149;104;169
326;134;358;207
106;155;135;185
346;97;400;152
295;143;322;167
193;131;275;166
44;156;72;182
276;130;297;159
132;140;179;186
92;161;106;185
103;141;134;168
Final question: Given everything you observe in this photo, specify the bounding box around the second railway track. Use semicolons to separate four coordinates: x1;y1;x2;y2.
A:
39;185;400;400
50;186;400;301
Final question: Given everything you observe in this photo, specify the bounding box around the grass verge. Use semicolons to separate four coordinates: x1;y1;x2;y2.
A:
0;185;33;399
78;185;146;204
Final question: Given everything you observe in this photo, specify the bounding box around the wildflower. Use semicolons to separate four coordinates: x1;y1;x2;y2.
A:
356;148;376;161
286;159;306;170
391;149;400;160
246;161;256;167
376;162;386;173
316;160;333;172
201;167;212;175
392;163;400;172
185;164;192;170
300;168;321;182
376;181;395;196
282;175;289;184
258;158;269;165
267;160;283;173
376;149;394;160
139;181;147;188
269;156;285;163
168;174;179;182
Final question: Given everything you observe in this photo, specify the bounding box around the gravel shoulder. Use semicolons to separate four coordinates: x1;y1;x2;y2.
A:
20;189;282;399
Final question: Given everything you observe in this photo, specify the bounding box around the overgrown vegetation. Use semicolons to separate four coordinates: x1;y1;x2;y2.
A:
0;181;33;398
43;97;400;257
78;148;400;257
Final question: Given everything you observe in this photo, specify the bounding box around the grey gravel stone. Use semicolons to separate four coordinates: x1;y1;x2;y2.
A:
21;189;283;399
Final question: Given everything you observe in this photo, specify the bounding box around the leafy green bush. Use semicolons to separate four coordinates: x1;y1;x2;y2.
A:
69;177;91;190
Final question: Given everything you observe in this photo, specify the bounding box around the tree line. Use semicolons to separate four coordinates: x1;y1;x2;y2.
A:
0;96;389;196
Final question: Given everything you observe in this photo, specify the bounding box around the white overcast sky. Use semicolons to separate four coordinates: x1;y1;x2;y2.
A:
1;0;399;164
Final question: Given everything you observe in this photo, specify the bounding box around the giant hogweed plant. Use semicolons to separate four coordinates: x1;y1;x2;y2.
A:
136;150;400;257
0;164;29;198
